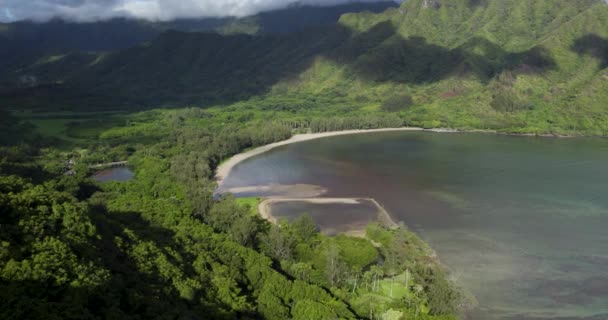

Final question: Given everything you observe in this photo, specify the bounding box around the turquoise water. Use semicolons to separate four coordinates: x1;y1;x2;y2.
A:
222;131;608;319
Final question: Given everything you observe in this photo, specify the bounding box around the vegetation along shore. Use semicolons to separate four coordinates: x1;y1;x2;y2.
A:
1;106;466;319
3;0;608;318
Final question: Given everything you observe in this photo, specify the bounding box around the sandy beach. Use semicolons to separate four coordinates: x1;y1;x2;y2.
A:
215;128;412;236
215;127;424;187
214;126;570;189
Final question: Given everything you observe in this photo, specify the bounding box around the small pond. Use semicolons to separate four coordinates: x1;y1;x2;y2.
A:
92;167;134;182
269;199;381;236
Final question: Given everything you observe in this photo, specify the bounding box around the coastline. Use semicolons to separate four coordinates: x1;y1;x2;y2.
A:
215;127;425;187
223;128;476;312
215;126;575;188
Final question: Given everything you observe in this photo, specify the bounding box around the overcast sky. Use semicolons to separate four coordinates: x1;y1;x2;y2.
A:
0;0;397;23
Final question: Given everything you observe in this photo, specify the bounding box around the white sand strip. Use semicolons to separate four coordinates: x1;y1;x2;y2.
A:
219;184;328;198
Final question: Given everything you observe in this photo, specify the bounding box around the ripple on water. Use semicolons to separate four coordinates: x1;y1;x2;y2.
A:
221;131;608;319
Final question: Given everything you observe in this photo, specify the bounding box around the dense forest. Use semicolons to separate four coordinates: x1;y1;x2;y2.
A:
3;0;608;318
0;107;463;319
2;0;608;135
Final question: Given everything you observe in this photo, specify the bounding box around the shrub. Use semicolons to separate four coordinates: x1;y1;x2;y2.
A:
490;71;533;113
381;94;415;112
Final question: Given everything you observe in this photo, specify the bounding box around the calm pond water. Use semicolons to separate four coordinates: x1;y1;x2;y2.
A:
92;167;134;182
222;131;608;320
270;199;381;236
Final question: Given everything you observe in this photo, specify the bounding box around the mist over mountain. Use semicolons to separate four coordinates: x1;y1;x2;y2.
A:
0;2;396;77
1;0;399;22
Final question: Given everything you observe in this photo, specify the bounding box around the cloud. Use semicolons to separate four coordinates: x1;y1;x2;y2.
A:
0;0;394;22
3;8;16;21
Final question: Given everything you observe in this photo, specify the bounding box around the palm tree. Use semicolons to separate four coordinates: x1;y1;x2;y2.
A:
369;265;384;292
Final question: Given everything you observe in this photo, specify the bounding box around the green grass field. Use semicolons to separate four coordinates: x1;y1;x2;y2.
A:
12;110;129;144
236;197;262;216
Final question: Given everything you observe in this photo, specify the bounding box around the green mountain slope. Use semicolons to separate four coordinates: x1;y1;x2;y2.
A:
279;0;608;135
329;0;608;133
4;3;608;319
216;1;398;35
3;0;608;135
0;2;396;77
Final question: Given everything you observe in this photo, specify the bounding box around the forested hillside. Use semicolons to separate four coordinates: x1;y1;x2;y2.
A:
3;1;608;319
0;106;462;319
3;0;608;135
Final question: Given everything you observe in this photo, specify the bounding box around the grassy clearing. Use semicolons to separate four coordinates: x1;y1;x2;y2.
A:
26;118;75;141
13;110;129;143
236;197;262;216
66;118;126;140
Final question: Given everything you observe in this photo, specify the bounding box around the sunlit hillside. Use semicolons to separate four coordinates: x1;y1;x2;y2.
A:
3;0;608;135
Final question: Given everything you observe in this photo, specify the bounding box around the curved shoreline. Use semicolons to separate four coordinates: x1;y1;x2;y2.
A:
215;127;424;187
215;126;575;189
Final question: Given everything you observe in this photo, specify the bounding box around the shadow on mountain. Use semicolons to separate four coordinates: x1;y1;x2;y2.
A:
0;21;556;110
326;21;556;84
243;1;397;35
572;34;608;68
0;136;56;181
0;203;247;320
0;277;234;320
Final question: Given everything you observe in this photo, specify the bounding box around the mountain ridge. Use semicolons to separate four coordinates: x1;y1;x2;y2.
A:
2;0;608;135
0;1;397;76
